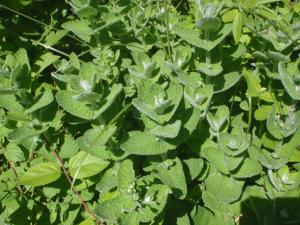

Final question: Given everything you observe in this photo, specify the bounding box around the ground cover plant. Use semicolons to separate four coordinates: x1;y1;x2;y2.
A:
0;0;300;224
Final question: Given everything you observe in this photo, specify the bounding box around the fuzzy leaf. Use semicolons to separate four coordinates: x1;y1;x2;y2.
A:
121;131;175;155
156;157;187;199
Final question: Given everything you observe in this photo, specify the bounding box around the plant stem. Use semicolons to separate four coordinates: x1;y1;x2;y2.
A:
0;3;87;47
205;30;211;84
247;96;252;132
205;31;211;65
8;160;25;196
164;0;172;61
42;134;103;225
90;103;132;148
36;42;70;57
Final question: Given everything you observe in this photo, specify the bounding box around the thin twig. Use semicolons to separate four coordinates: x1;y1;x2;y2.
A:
42;134;104;225
0;3;88;47
36;42;70;57
90;103;132;148
164;0;172;61
8;160;24;195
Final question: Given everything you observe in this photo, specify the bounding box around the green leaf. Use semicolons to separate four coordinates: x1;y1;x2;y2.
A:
4;143;26;162
267;104;300;139
183;157;205;181
77;6;98;18
77;125;117;157
232;158;262;178
45;30;69;46
7;126;47;141
196;62;223;77
184;85;213;110
222;9;238;22
118;159;135;193
137;184;170;222
69;151;110;179
174;24;232;51
133;79;183;124
149;120;181;138
204;173;244;203
259;149;288;169
218;132;249;156
26;91;54;113
79;219;95;225
121;131;175;155
196;17;222;32
278;62;300;100
10;48;31;89
56;84;122;120
95;194;136;220
62;20;93;42
243;70;263;97
6;111;31;122
19;162;61;186
212;71;241;93
33;52;60;74
0;94;24;111
59;134;79;159
232;11;244;43
173;26;206;49
156;157;187;199
193;206;214;225
96;163;120;193
254;104;272;121
201;147;230;175
207;105;229;131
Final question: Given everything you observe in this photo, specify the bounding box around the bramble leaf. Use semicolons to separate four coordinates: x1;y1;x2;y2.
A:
19;162;61;186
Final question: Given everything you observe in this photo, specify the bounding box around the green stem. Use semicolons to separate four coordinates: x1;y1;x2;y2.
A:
205;32;211;65
247;96;252;132
0;3;87;47
257;121;264;138
164;0;172;61
90;103;132;148
205;30;211;83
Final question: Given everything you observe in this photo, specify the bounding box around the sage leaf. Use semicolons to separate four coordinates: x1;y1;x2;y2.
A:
121;131;175;155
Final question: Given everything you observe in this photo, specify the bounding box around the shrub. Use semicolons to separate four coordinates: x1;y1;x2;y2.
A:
0;0;300;224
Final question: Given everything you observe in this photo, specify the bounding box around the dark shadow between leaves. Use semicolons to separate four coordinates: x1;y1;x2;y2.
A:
239;197;300;225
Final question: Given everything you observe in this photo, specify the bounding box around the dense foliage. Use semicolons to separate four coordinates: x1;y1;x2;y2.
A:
1;0;300;224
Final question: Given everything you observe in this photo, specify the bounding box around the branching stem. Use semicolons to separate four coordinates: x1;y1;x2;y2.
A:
42;134;104;225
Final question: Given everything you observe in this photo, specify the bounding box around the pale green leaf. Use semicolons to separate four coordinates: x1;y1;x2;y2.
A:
232;12;244;43
69;151;110;179
19;162;61;186
243;70;262;97
4;143;26;162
